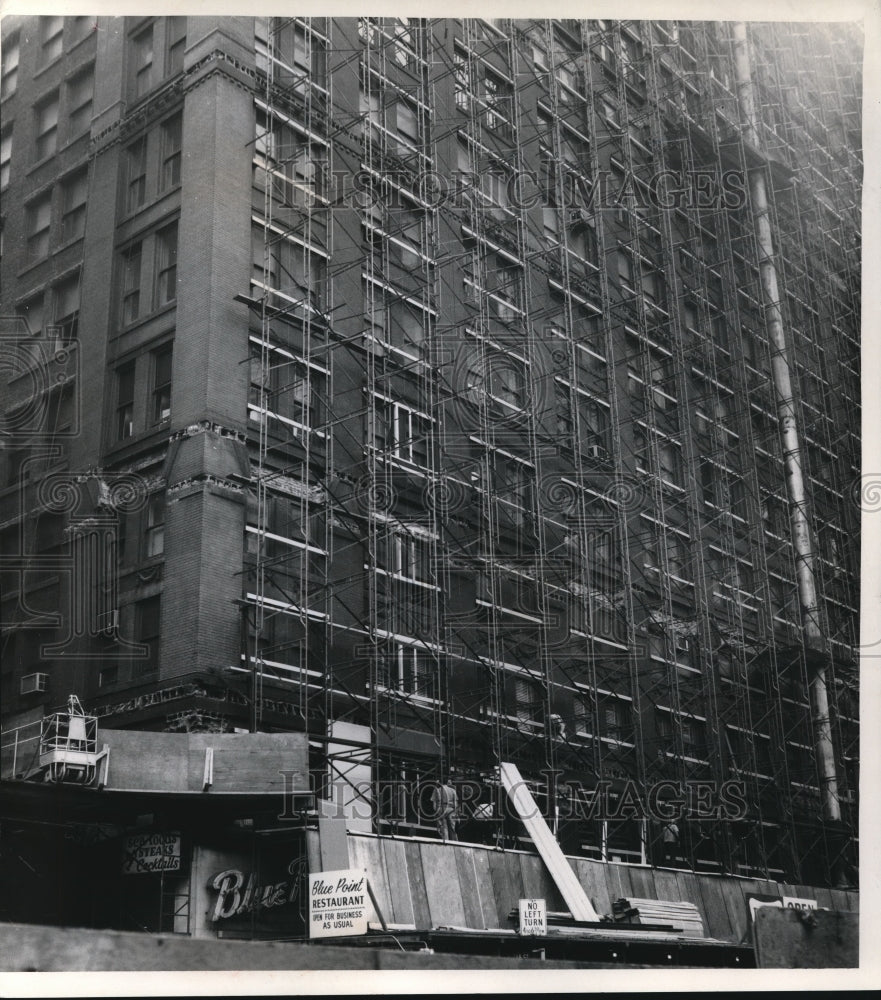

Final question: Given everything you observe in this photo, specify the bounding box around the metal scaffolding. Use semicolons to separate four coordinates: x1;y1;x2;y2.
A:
244;17;860;885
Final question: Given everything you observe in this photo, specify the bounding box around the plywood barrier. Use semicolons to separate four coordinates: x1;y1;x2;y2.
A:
331;834;857;943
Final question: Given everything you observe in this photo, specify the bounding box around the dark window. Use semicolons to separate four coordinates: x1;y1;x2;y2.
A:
0;127;11;190
0;32;19;98
69;16;95;45
26;193;52;262
99;666;118;687
68;64;94;136
126;136;148;212
152;345;172;423
166;17;186;76
121;243;143;323
617;248;633;289
116;363;135;440
53;275;80;344
35;93;60;160
514;677;540;723
145;494;165;557
133;25;154;98
16;295;43;336
154;224;178;306
134;596;160;675
61;168;88;242
160;113;182;189
40;16;64;65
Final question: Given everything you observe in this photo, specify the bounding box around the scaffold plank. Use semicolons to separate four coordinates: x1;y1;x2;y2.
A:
498;763;599;921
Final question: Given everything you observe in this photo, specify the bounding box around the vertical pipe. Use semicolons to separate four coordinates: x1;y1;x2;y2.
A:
732;23;841;828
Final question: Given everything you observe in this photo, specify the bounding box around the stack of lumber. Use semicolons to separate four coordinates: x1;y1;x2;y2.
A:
612;897;704;938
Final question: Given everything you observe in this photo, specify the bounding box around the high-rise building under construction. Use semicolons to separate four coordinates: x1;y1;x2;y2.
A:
0;16;861;895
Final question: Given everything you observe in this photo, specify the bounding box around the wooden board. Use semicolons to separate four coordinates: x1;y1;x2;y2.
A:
468;848;503;929
572;858;612;918
499;763;599;921
719;879;756;944
518;852;564;910
487;847;524;926
604;860;633;905
827;889;850;912
651;869;683;905
626;866;656;900
420;841;467;928
402;840;432;930
453;847;488;930
380;838;415;926
348;836;392;924
812;886;835;910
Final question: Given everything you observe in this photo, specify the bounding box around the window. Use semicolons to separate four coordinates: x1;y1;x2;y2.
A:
532;40;548;71
61;168;88;242
489;257;522;319
69;16;95;46
395;99;419;150
454;52;469;110
160;113;182;189
40;16;64;66
543;206;560;244
493;452;533;525
393;19;420;69
573;694;592;735
154;224;178;306
658;439;681;485
617;248;634;290
467;350;526;412
680;716;707;758
133;25;154;98
67;65;94;136
367;296;428;357
166;17;186;76
152;345;172;423
145;493;165;557
26;192;52;263
121;243;143;323
641;268;666;310
0;127;11;190
620;32;643;84
116;363;135;440
35;93;60;160
482;69;511;133
359;88;382;140
253;224;325;310
99;666;119;688
372;397;431;466
1;32;19;99
134;596;160;675
262;18;324;87
601;697;632;742
594;21;616;71
376;531;432;583
17;294;43;336
514;678;539;723
248;344;321;433
126;136;148;211
52;274;80;344
382;645;433;697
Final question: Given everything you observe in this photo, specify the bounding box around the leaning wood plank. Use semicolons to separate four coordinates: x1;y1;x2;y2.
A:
498;762;598;921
